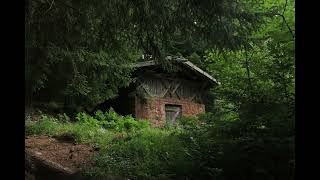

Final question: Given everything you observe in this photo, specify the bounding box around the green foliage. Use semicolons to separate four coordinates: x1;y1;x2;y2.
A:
65;123;115;148
57;113;71;122
75;112;101;128
25;115;69;136
198;8;296;176
25;0;294;179
75;108;150;131
85;128;190;180
25;0;267;109
208;115;293;180
26;107;294;180
26;109;150;148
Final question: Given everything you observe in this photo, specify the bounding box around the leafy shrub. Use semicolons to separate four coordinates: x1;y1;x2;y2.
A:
180;111;295;180
85;128;190;179
76;112;101;128
65;124;116;148
26;109;150;149
94;110;106;121
75;108;150;131
57;113;70;122
26;109;294;180
25;115;69;136
178;116;204;130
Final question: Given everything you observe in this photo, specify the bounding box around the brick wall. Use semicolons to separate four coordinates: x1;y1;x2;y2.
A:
135;96;205;127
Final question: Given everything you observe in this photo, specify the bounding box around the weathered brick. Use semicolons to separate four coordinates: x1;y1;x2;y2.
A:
135;96;205;127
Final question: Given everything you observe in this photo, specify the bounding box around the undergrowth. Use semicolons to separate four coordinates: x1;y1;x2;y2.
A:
25;109;294;180
25;108;150;149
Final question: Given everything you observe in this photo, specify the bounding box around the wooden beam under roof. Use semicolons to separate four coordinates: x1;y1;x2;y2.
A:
130;57;220;85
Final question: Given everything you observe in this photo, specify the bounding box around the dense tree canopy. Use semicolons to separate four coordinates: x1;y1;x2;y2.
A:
25;0;277;111
25;0;295;179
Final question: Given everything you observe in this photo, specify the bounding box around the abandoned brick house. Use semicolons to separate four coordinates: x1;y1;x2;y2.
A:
99;57;219;127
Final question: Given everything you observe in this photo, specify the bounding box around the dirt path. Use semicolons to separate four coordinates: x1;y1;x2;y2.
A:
25;135;99;172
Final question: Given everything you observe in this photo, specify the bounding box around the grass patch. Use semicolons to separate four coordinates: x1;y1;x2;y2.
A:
25;110;294;180
84;128;190;179
25;109;150;149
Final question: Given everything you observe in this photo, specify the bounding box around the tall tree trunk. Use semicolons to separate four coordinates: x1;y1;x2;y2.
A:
244;48;253;100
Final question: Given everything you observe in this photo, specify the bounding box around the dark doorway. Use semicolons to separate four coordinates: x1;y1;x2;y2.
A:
165;105;182;124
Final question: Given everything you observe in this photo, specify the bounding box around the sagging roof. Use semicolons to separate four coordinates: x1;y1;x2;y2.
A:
131;56;220;85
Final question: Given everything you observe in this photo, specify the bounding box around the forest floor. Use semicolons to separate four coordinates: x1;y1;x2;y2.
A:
25;135;99;171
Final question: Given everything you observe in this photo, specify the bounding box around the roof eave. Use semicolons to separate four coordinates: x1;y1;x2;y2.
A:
130;58;220;85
